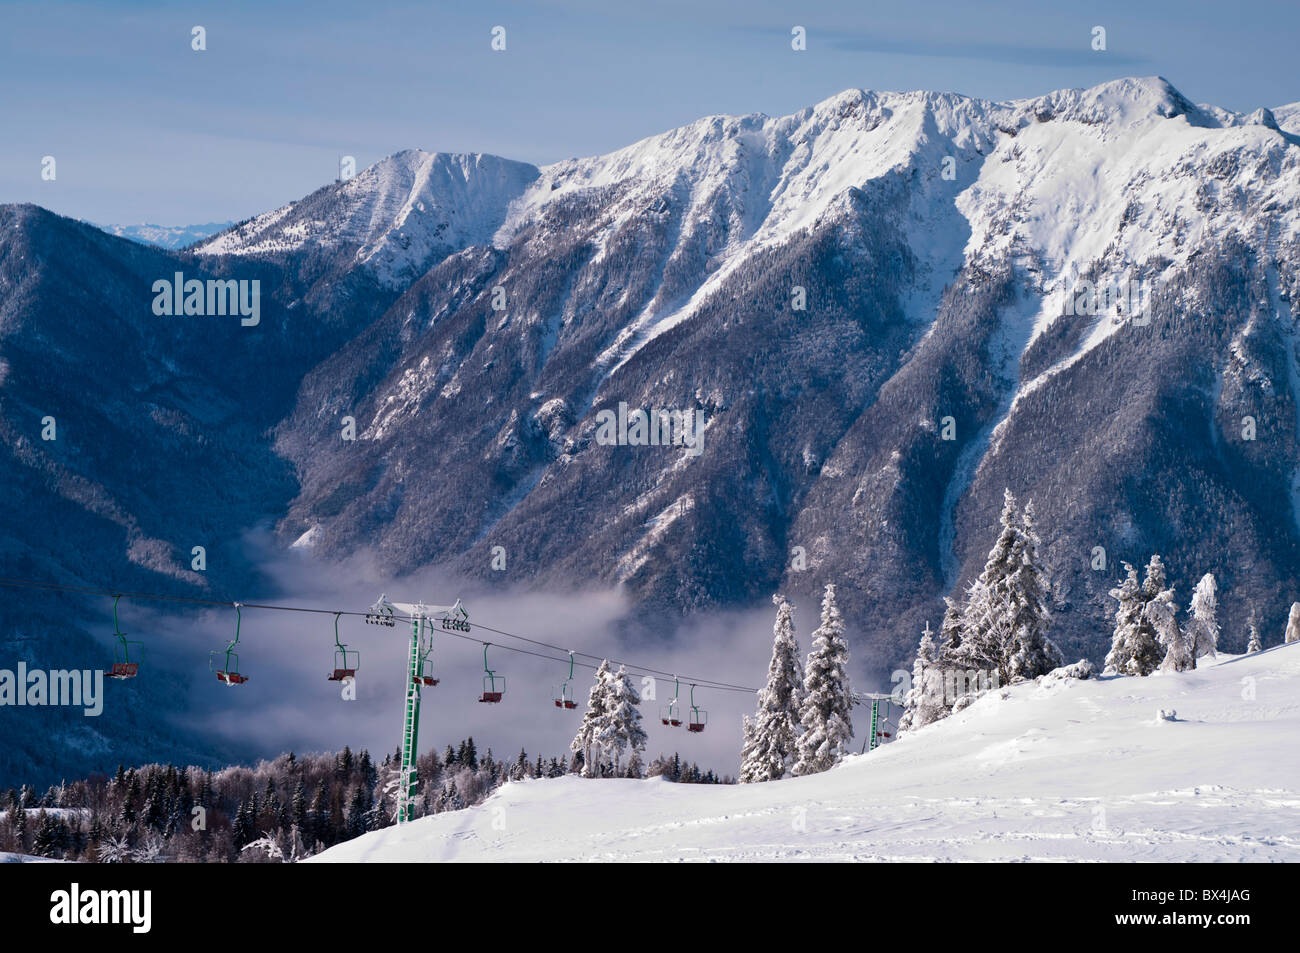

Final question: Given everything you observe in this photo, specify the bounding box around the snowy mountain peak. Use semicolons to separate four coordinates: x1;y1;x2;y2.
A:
198;150;539;287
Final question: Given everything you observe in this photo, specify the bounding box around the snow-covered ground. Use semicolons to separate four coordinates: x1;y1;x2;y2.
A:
0;852;61;863
313;643;1300;862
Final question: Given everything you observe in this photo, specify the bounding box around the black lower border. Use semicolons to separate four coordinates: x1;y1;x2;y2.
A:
0;861;1275;940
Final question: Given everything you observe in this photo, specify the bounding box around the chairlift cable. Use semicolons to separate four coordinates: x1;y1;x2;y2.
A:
0;574;760;693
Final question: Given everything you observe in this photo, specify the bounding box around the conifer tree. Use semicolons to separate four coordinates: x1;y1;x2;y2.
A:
1186;572;1219;659
953;490;1023;679
1285;603;1300;644
571;661;613;778
739;716;759;784
598;665;646;776
793;584;854;776
900;621;948;731
291;780;307;835
953;491;1060;683
1246;610;1263;653
1153;590;1192;672
742;595;804;781
1006;500;1062;679
1105;558;1164;676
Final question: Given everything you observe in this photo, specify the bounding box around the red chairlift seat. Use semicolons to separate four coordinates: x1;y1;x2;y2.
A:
418;675;440;687
478;651;504;704
328;668;356;681
553;654;578;712
216;670;248;685
661;701;683;727
686;704;707;733
106;597;142;681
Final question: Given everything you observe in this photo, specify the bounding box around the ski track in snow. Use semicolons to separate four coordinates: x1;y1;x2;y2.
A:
312;645;1300;863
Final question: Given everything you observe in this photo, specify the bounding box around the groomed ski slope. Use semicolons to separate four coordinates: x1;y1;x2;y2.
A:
313;644;1300;862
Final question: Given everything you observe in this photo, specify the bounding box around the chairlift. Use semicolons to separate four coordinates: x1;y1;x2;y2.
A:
417;659;440;687
210;604;249;686
327;612;359;681
686;683;707;733
478;643;505;703
660;676;682;727
553;650;578;709
104;595;142;679
416;618;439;687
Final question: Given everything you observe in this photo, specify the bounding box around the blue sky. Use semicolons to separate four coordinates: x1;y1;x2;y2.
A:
2;0;1297;225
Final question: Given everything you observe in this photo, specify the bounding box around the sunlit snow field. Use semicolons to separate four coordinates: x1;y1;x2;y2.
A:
314;643;1300;862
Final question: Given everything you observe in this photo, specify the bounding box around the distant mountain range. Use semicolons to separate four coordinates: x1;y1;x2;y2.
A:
4;75;1300;783
92;221;233;249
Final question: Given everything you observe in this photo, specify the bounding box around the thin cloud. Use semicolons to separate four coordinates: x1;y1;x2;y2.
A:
825;31;1151;69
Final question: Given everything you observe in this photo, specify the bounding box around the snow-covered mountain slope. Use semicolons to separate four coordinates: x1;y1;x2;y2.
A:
264;75;1300;669
488;76;1300;375
198;151;539;288
1274;102;1300;136
313;645;1300;862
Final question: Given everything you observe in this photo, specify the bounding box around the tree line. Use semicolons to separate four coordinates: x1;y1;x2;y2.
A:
898;487;1288;734
0;733;727;862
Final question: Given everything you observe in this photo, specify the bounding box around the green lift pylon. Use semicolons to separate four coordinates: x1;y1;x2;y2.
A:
857;692;895;753
370;595;468;823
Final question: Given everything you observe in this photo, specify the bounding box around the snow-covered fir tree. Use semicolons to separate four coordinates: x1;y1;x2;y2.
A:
1140;556;1184;672
953;576;1008;678
933;596;964;714
1104;558;1165;676
571;660;613;778
950;490;1060;684
793;584;854;776
939;596;964;657
1185;572;1219;659
1246;610;1263;653
899;621;948;732
741;595;804;782
1286;603;1300;644
739;716;759;784
952;490;1023;679
598;665;647;776
1150;586;1191;673
1006;500;1063;679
